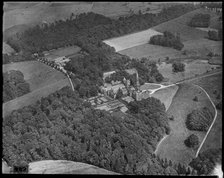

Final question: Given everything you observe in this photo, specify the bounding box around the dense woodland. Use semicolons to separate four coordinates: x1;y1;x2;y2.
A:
208;29;223;41
3;86;189;175
149;31;184;50
184;134;199;149
105;70;137;85
186;107;213;132
189;148;222;175
189;13;210;27
172;61;185;73
3;70;30;103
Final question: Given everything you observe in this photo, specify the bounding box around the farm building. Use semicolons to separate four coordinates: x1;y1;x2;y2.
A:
54;56;70;66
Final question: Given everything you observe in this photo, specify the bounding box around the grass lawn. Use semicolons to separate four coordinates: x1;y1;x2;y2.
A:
157;60;220;84
155;83;215;165
119;43;185;60
151;84;179;111
190;73;222;152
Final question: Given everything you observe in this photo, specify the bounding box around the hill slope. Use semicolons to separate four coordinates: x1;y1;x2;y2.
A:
28;160;120;174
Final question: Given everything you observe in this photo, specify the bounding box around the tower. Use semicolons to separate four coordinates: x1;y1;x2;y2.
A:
136;70;140;91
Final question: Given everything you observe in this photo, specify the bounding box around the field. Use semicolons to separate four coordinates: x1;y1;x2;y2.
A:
151;8;219;41
43;46;81;61
103;29;162;52
3;61;71;117
157;60;221;84
3;61;68;91
118;8;222;61
151;84;179;111
119;43;185;60
182;39;222;57
155;83;215;165
28;160;119;174
190;73;222;152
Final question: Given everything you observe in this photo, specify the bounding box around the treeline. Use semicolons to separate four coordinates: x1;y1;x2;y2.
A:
3;70;30;103
127;58;164;84
3;86;183;175
189;13;210;28
149;31;184;50
6;4;195;60
208;29;223;41
185;107;213;131
189;148;222;175
200;2;222;9
3;52;35;64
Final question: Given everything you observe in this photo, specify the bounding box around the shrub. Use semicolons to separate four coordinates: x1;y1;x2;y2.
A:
169;115;174;121
186;107;213;131
189;13;210;27
149;31;184;50
216;101;222;110
184;134;199;148
216;93;221;100
172;62;185;73
193;96;198;102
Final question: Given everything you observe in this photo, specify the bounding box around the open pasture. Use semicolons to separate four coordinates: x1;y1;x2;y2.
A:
151;8;220;41
157;60;220;84
44;46;81;61
119;43;185;60
3;61;68;91
190;73;222;152
156;83;215;165
103;29;162;52
183;38;222;57
151;84;179;111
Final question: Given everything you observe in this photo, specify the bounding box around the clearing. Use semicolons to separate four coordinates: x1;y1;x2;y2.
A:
155;83;215;165
43;46;81;61
103;29;162;52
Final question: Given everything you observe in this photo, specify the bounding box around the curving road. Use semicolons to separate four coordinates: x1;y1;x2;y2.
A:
194;85;217;158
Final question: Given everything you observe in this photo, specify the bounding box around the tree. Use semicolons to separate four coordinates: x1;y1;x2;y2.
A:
172;62;185;73
193;96;198;102
116;88;123;99
184;134;199;148
216;101;222;110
